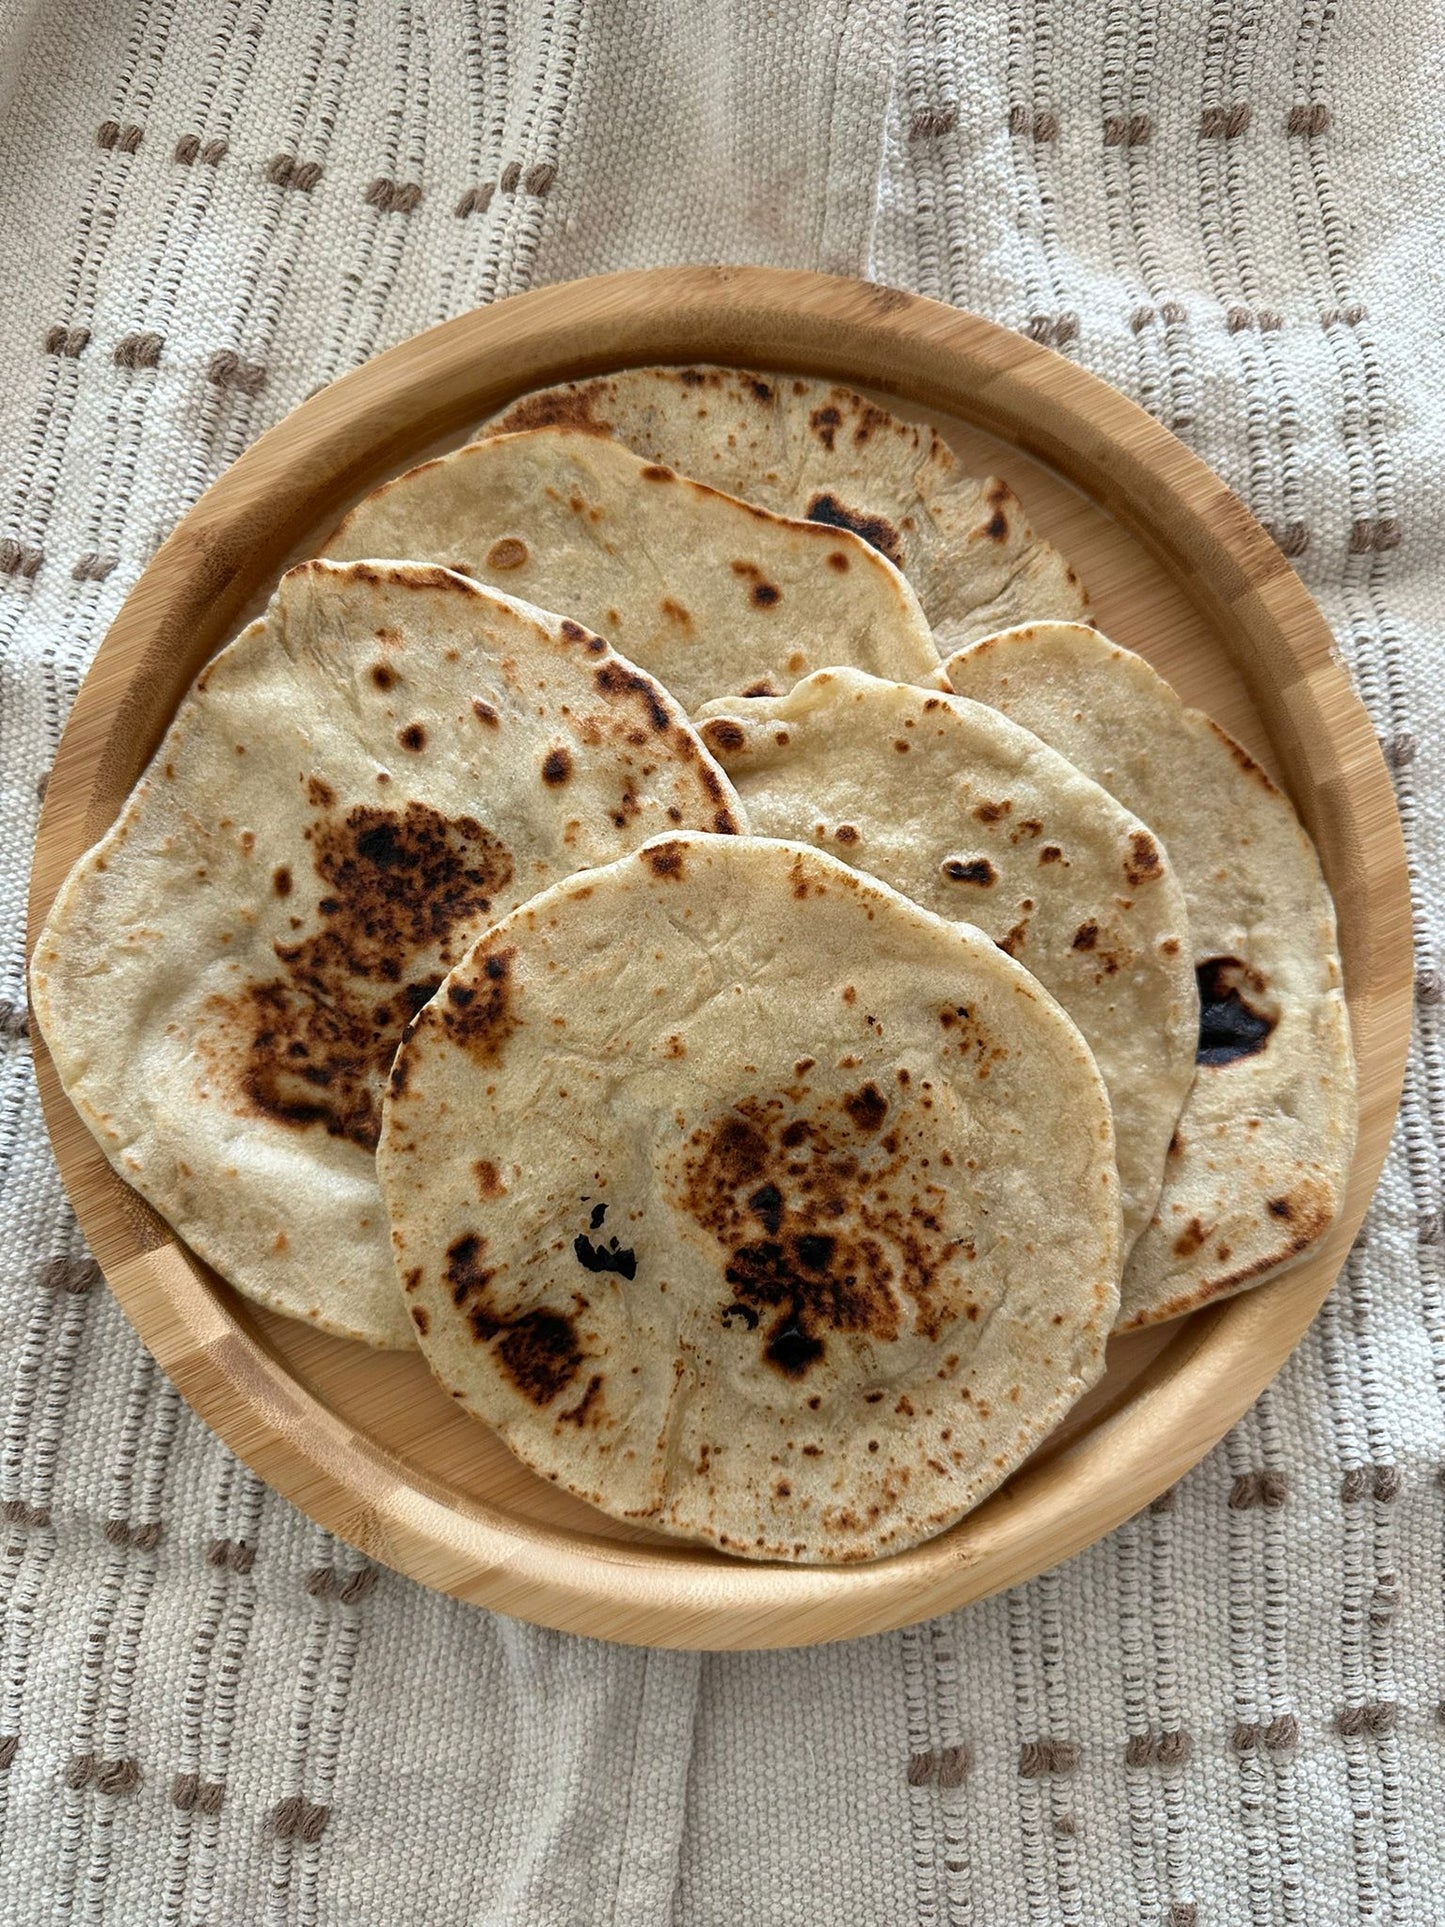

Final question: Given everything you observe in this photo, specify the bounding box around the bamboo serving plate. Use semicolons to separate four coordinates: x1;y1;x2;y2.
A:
27;267;1412;1649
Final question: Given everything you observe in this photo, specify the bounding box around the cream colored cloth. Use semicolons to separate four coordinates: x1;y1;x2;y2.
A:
1;3;1443;1921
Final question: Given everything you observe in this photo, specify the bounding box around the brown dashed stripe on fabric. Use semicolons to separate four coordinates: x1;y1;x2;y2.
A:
0;1735;18;1771
67;1753;142;1792
200;137;227;164
205;349;266;396
1286;102;1331;134
1200;103;1252;137
171;1771;225;1813
266;154;325;190
1103;113;1152;146
906;1743;971;1786
1417;970;1443;1006
364;176;423;212
1025;312;1079;347
910;104;957;139
1342;1463;1404;1500
1263;519;1311;556
454;182;495;217
72;552;118;581
103;1519;164;1548
1322;302;1367;326
43;325;90;357
1170;1908;1199;1926
96;120;143;151
267;1793;331;1841
1336;1701;1398;1736
305;1564;378;1602
113;331;164;369
1350;517;1402;553
1228;1470;1289;1509
499;159;522;191
0;999;30;1039
1018;1738;1080;1777
42;1255;101;1294
2;1499;51;1526
524;161;556;194
1124;1728;1195;1767
1232;1713;1301;1754
204;1537;255;1572
0;540;43;578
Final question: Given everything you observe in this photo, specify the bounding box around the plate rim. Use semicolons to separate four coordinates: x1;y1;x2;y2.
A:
25;265;1412;1649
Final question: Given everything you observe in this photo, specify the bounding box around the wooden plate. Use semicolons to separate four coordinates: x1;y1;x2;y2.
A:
27;267;1411;1649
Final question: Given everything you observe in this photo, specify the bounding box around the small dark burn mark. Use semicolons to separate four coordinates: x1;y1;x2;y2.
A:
1267;1196;1293;1219
272;866;292;897
722;1302;760;1331
804;491;904;567
643;841;686;880
1173;1218;1208;1258
398;723;427;752
742;680;778;698
1072;921;1100;952
843;1083;888;1133
472;698;500;727
411;1306;430;1335
370;663;397;690
893;738;910;754
943;856;996;886
974;800;1012;824
751;581;780;607
573;1233;638;1279
558;1373;604;1426
486;536;528;570
594;658;671;732
307;777;334;808
746;377;773;401
1124;830;1163;886
766;1321;825;1376
810;404;843;450
475;1159;504;1198
834;823;859;845
589;1200;607;1229
701;718;747;755
983;507;1008;541
748;1183;783;1233
445;1233;586;1403
1039;844;1063;865
640;463;675;481
541;746;573;786
498;1312;583;1405
441;946;520;1063
659;596;691;627
1196;957;1276;1065
827;550;850;573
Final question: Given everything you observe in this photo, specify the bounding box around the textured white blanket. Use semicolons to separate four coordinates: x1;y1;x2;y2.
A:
1;3;1442;1921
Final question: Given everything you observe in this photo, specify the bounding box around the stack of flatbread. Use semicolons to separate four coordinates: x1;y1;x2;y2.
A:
31;366;1355;1566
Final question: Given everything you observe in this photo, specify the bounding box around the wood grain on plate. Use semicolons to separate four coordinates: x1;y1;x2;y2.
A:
26;267;1411;1649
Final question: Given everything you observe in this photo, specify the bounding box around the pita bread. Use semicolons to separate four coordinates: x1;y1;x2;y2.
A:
324;427;941;711
30;560;743;1347
480;365;1089;649
695;669;1196;1255
378;833;1122;1563
941;622;1356;1327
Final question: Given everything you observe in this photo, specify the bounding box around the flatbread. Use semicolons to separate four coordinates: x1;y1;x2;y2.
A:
480;365;1089;649
324;427;942;711
30;560;743;1347
378;833;1122;1563
694;670;1196;1256
941;622;1356;1328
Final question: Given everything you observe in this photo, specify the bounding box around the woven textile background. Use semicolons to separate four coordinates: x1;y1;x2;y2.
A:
1;3;1442;1921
